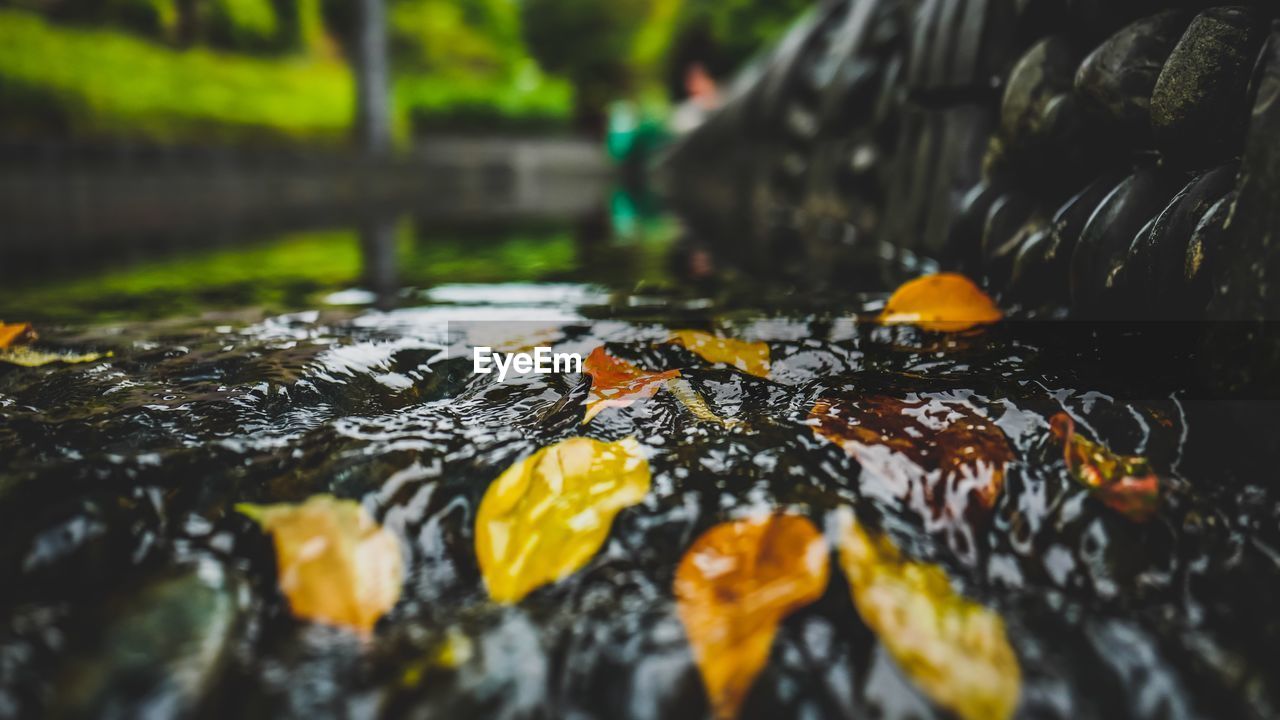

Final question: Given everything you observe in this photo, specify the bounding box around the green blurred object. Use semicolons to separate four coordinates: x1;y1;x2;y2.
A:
606;100;670;165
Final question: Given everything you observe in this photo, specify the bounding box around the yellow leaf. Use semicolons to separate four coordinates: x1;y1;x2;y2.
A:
879;273;1002;331
0;322;36;349
0;347;110;367
476;436;651;603
669;330;771;378
674;514;829;720
834;508;1020;720
582;346;681;423
237;495;403;635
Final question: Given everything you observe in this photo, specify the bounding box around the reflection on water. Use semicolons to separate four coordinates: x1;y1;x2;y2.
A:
1;186;1279;720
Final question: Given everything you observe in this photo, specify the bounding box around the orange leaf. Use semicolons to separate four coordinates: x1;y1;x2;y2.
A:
810;395;1012;526
0;322;36;350
1049;413;1159;522
237;495;403;635
668;330;771;378
835;508;1020;720
674;514;829;720
582;346;680;423
879;273;1002;331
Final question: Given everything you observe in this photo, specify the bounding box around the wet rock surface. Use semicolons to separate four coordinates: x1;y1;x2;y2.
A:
2;296;1280;719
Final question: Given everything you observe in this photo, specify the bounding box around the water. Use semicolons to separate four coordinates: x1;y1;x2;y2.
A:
1;208;1279;719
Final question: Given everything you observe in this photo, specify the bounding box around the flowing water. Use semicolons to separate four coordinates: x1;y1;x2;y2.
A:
1;209;1279;719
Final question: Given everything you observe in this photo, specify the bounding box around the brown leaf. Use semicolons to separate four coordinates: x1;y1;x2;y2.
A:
835;508;1020;720
476;436;651;603
237;495;403;635
810;395;1012;528
674;514;829;720
582;346;680;423
668;330;771;378
1049;413;1160;522
879;273;1002;331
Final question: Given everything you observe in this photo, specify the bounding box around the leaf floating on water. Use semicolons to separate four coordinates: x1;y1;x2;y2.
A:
0;322;36;349
0;347;110;367
476;436;651;603
582;346;681;423
668;330;771;378
0;321;108;367
1049;413;1160;522
809;395;1012;524
835;508;1021;720
236;495;403;635
666;377;738;427
674;514;829;720
879;273;1003;331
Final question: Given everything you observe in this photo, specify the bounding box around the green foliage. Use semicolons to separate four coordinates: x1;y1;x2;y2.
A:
208;0;279;51
390;0;522;76
0;8;354;142
396;64;572;134
520;0;649;111
0;8;571;142
681;0;812;68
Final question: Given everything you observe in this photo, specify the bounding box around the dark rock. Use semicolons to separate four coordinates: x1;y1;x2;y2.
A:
1070;167;1185;315
981;191;1040;289
1151;7;1269;167
1003;226;1055;305
1126;162;1238;317
1185;191;1235;315
1212;27;1280;321
1007;171;1126;307
50;561;240;719
945;181;1007;272
1074;10;1192;139
1001;36;1086;155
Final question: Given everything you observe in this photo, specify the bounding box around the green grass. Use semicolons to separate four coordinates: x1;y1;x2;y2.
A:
0;8;355;142
0;8;573;143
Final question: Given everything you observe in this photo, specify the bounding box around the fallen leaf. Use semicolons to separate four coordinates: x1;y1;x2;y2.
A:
669;330;771;378
879;273;1002;331
665;377;738;427
0;322;36;349
582;346;680;423
237;495;403;635
674;514;829;720
476;436;650;603
810;395;1012;529
0;347;109;367
835;508;1020;720
1049;413;1160;522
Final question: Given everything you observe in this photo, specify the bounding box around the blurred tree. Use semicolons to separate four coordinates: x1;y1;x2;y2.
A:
390;0;521;76
684;0;812;68
520;0;649;135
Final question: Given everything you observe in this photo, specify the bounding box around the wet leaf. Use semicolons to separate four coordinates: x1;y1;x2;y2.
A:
476;436;651;603
835;508;1020;720
237;495;403;635
582;346;681;423
879;273;1003;331
666;377;738;427
810;395;1012;526
1049;413;1160;522
0;347;110;367
669;330;771;378
674;514;829;720
0;322;36;349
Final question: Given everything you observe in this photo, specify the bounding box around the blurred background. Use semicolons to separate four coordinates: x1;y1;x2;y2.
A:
0;0;811;321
